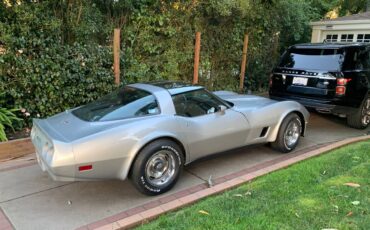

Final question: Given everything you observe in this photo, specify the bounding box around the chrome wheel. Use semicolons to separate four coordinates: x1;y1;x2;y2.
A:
145;150;176;187
284;119;301;147
361;98;370;126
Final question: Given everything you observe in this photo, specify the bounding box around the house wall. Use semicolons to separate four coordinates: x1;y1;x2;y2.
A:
311;28;322;43
310;20;370;43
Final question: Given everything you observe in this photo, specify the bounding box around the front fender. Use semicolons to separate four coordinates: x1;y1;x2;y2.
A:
267;101;309;142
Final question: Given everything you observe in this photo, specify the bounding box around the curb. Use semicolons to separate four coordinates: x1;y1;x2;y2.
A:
79;135;370;230
0;138;34;161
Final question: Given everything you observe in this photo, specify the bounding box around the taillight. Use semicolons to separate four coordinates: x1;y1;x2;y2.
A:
337;78;351;85
336;78;352;96
269;73;273;87
335;86;346;95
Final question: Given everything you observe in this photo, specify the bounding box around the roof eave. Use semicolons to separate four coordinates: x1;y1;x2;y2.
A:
310;19;370;26
291;43;369;49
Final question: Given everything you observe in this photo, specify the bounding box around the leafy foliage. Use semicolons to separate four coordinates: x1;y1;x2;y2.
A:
0;2;119;122
337;0;367;16
1;0;365;126
0;43;118;120
0;107;20;141
0;93;21;141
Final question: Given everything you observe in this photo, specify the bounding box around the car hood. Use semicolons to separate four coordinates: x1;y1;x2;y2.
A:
34;110;139;143
214;91;277;111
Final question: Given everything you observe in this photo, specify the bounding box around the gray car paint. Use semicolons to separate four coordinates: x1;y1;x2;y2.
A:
31;83;309;182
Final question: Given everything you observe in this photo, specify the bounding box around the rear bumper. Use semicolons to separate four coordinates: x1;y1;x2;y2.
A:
31;120;132;182
31;122;77;181
35;149;76;181
34;147;130;182
270;95;358;115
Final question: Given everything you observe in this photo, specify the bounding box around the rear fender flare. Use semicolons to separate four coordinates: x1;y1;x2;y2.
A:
118;131;188;180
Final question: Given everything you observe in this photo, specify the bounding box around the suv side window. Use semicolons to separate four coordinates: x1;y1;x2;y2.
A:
172;90;227;117
343;47;370;71
354;48;370;70
364;49;370;70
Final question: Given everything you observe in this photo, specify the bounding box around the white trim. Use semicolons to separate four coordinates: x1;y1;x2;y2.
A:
310;19;370;26
275;73;336;80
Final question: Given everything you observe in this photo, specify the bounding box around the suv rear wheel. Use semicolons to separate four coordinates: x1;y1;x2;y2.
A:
347;97;370;129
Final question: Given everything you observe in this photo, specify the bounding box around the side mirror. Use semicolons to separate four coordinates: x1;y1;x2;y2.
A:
217;105;227;115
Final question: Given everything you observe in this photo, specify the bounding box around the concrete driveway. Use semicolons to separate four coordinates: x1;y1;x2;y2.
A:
0;112;369;230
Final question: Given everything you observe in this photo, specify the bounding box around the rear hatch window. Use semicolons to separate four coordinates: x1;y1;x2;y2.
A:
72;87;159;121
271;48;346;99
279;48;344;71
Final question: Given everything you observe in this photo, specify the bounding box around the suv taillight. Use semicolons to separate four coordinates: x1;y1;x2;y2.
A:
269;73;273;87
336;78;352;96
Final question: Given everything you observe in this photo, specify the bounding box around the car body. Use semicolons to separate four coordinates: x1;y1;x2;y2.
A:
31;82;309;194
269;42;370;129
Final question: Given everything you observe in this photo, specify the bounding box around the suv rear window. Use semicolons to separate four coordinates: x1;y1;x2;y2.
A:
279;48;344;71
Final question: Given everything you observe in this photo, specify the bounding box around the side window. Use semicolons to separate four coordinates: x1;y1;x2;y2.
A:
325;34;338;43
355;49;370;70
357;34;364;42
365;34;370;43
365;50;370;70
172;90;226;117
356;34;370;43
134;96;160;116
99;95;160;121
73;87;160;121
341;34;354;42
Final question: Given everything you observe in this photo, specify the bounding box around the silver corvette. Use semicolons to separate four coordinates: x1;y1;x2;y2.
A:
31;81;309;195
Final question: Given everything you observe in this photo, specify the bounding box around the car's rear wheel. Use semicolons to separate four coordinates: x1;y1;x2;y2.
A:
347;97;370;129
272;113;302;153
131;139;184;196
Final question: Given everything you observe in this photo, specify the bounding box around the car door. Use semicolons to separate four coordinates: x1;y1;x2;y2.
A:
172;89;250;161
342;47;370;106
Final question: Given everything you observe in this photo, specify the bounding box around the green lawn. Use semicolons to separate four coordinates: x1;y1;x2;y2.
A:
137;140;370;230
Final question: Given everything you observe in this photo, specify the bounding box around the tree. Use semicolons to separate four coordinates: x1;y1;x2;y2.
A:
337;0;367;16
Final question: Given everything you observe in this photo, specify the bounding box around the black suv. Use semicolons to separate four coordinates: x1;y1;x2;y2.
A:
269;43;370;129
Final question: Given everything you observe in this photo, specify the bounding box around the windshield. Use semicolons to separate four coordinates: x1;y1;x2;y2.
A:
279;48;344;71
72;87;159;121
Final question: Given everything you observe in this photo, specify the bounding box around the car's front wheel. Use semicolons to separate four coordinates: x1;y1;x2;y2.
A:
272;113;302;153
131;139;184;196
347;97;370;129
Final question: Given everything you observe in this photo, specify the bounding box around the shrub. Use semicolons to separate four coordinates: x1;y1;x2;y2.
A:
0;0;333;126
0;108;21;141
0;43;121;121
0;93;21;141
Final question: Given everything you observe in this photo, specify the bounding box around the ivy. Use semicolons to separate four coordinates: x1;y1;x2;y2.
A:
1;0;365;126
0;43;119;123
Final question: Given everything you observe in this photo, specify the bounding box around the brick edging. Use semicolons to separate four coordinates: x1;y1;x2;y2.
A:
0;137;34;161
0;207;14;230
79;135;370;230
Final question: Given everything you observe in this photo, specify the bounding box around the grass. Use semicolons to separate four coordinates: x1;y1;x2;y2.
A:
137;140;370;230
